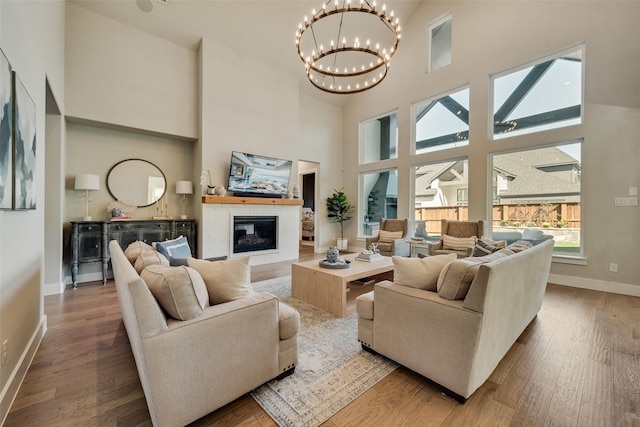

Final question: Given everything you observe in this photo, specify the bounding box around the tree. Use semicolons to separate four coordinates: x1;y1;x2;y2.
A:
326;188;355;240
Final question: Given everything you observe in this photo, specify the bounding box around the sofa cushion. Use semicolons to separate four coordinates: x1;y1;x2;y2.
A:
392;253;457;291
187;256;253;304
470;239;501;257
480;236;507;248
442;234;477;251
507;240;534;253
378;230;403;243
437;258;483;300
134;249;169;274
522;228;544;240
140;264;209;321
124;241;153;264
155;235;192;259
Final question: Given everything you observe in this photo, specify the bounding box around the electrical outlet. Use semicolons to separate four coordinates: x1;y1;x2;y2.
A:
1;340;7;366
614;197;639;207
609;263;619;273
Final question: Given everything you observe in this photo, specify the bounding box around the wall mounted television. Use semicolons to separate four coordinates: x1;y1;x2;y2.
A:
227;151;293;198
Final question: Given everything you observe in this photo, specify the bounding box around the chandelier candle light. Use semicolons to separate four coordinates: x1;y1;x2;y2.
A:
295;0;401;94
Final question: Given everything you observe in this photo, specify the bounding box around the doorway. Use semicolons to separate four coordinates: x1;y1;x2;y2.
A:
298;160;319;251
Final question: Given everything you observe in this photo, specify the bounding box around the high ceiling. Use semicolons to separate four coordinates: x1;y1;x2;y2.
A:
69;0;423;105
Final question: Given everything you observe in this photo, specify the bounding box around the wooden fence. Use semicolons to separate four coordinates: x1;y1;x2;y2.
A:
414;203;580;234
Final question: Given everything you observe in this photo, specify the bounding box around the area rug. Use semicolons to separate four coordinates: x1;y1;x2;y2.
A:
250;276;398;427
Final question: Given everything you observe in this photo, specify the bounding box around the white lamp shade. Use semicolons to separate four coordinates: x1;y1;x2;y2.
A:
75;174;100;191
176;180;193;195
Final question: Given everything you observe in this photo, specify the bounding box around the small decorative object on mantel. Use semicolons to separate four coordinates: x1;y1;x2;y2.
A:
200;168;215;195
319;245;351;269
292;184;300;199
215;184;226;197
107;199;136;220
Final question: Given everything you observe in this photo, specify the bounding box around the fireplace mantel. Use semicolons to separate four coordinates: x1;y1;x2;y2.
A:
202;196;303;206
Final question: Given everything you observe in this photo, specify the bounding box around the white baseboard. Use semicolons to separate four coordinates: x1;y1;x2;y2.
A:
548;273;640;297
43;280;66;296
0;315;47;425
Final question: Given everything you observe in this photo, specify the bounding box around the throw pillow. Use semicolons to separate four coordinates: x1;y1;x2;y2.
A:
378;230;404;243
134;249;169;274
442;234;477;251
470;239;501;257
155;235;192;259
187;256;254;305
392;253;457;291
141;264;209;321
480;236;507;248
124;241;153;264
436;258;484;300
507;240;534;253
522;228;544;240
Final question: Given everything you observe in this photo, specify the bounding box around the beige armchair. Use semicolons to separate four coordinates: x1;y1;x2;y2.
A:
428;219;484;258
365;219;410;257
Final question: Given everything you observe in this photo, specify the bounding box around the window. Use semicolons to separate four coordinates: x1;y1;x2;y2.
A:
492;46;583;139
361;111;398;164
413;87;469;154
490;141;582;254
361;169;398;236
428;14;451;72
411;158;469;239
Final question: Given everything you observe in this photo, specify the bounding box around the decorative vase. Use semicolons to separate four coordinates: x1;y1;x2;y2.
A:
336;238;348;250
292;185;300;198
326;246;340;263
207;187;216;195
215;185;226;197
111;208;122;218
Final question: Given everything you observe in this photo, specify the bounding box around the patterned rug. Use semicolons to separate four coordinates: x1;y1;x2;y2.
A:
250;276;398;427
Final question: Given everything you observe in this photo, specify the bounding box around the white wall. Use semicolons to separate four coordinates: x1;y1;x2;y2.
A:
0;0;66;421
199;39;344;252
343;1;640;292
65;3;198;139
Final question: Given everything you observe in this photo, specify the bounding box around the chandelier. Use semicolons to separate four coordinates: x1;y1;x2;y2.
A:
295;0;401;94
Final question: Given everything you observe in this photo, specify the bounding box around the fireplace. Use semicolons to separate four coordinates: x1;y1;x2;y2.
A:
233;216;277;254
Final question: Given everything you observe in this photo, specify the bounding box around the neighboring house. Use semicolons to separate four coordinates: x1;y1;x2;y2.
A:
414;147;580;208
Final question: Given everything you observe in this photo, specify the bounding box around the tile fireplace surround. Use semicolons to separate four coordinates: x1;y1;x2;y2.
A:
202;196;303;265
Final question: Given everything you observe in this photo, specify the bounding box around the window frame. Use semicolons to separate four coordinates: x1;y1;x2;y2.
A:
489;44;585;141
359;167;399;238
487;140;583;257
427;13;452;73
359;110;399;165
411;85;470;155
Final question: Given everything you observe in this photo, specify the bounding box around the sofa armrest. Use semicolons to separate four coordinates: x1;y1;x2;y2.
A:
278;302;300;340
427;241;443;255
142;292;282;426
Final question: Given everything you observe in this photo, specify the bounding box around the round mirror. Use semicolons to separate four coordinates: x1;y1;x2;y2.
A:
107;159;166;208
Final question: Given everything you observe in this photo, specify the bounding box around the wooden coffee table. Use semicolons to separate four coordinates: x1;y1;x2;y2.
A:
291;253;394;317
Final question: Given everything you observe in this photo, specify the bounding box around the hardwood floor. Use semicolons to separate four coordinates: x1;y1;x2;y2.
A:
6;246;640;426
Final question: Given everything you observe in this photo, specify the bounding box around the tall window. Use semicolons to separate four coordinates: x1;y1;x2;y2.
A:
428;14;452;72
492;46;583;139
361;169;398;236
413;87;469;154
411;158;469;239
361;111;398;164
490;141;582;254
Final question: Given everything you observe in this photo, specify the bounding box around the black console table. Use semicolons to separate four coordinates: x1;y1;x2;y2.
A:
70;219;196;289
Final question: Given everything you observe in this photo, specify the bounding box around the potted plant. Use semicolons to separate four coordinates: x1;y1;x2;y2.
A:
326;188;355;250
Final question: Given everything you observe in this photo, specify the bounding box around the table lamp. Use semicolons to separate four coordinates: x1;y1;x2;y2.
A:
176;180;193;219
74;174;100;221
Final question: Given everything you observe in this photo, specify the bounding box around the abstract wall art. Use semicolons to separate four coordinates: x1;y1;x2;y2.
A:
0;49;12;210
12;71;36;210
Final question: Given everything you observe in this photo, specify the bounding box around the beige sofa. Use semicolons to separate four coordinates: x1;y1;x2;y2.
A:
109;240;299;426
356;239;554;402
